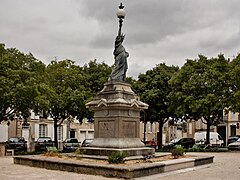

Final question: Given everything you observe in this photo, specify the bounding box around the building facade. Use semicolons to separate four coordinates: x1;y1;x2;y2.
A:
139;121;184;145
4;112;94;151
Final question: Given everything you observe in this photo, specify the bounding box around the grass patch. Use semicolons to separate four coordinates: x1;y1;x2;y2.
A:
43;151;62;158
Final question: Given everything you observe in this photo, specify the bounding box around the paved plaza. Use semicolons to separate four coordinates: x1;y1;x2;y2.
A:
0;152;239;180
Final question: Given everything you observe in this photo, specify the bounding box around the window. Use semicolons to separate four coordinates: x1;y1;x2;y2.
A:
150;123;153;133
188;123;192;135
39;124;47;137
232;112;236;121
57;126;63;141
147;122;153;133
70;130;75;138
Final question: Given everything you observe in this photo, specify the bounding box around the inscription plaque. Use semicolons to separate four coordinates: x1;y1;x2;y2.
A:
123;121;136;137
99;121;114;137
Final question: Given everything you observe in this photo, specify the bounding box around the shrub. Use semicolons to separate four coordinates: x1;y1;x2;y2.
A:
187;144;204;152
186;144;228;152
171;145;185;158
107;152;128;164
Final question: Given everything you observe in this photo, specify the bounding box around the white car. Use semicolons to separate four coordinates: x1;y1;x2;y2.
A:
228;138;240;150
170;138;180;143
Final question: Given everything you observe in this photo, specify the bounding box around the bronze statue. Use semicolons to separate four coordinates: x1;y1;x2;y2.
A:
109;3;128;82
109;34;129;81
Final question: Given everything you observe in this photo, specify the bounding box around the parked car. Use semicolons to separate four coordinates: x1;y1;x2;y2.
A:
228;138;240;150
164;138;195;150
81;139;93;147
145;140;157;149
34;137;54;151
62;138;80;152
227;135;240;145
5;137;27;152
194;131;224;147
170;138;180;144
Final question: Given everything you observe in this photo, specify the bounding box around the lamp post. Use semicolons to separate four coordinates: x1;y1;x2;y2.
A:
116;2;126;36
144;110;146;143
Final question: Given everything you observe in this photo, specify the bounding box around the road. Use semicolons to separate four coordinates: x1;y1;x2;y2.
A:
0;152;239;180
137;152;240;180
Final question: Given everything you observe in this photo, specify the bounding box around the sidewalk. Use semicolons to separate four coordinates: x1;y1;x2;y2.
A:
0;157;118;180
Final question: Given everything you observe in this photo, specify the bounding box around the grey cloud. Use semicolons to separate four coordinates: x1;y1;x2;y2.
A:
79;0;240;48
1;0;240;78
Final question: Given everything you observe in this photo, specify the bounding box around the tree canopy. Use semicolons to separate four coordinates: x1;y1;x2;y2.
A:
133;63;179;148
169;54;230;144
0;44;111;148
228;54;240;114
0;44;46;122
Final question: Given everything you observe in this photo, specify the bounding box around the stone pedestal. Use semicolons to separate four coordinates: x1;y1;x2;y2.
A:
85;81;154;156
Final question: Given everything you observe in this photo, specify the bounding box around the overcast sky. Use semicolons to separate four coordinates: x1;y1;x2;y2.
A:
1;0;240;78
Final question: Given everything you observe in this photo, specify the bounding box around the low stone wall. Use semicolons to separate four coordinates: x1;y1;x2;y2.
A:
194;155;214;166
14;154;214;179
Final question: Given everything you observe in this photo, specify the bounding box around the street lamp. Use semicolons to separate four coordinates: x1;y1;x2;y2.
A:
116;2;126;36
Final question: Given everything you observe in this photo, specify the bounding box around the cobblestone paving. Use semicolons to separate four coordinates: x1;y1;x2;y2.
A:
0;152;239;180
0;157;118;180
136;152;240;180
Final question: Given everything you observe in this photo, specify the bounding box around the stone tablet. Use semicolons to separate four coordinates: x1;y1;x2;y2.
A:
99;121;115;138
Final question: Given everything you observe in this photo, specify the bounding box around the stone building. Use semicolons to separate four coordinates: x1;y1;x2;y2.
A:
139;120;183;145
4;112;94;151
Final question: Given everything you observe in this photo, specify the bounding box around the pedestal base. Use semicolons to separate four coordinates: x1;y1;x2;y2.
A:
81;147;155;157
90;138;145;148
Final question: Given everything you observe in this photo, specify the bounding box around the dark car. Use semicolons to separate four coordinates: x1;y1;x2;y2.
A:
34;137;54;151
227;135;240;145
164;138;195;150
81;139;93;147
5;137;27;152
62;138;80;152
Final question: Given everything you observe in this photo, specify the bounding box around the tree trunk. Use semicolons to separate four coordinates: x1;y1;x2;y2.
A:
54;119;58;149
206;120;211;145
158;121;163;149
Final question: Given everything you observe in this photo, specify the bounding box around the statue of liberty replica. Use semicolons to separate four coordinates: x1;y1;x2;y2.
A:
109;16;129;82
85;3;154;157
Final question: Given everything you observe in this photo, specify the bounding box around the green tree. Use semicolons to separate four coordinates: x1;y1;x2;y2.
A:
133;63;179;148
82;59;112;95
229;54;240;116
35;59;111;148
169;54;230;144
82;59;112;121
44;59;90;148
0;44;46;123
